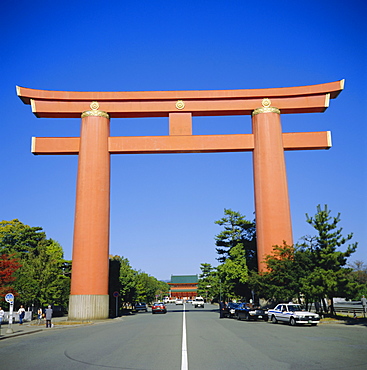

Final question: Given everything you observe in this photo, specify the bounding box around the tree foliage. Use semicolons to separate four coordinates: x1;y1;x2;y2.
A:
217;243;249;300
197;263;220;301
0;219;71;308
215;209;257;270
347;261;367;298
135;272;169;303
109;255;169;313
249;243;308;303
250;205;359;312
301;205;358;312
198;210;256;302
0;254;21;297
198;244;250;302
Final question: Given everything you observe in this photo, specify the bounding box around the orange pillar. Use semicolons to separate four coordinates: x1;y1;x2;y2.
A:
252;99;293;271
68;102;110;320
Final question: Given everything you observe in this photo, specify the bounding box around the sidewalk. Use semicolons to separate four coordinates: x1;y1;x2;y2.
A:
0;316;101;340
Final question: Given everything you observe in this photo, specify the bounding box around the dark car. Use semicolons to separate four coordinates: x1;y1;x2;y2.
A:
226;302;240;318
235;302;268;321
151;302;167;314
134;302;148;312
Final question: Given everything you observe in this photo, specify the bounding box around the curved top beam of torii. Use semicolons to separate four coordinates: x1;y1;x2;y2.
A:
17;80;344;118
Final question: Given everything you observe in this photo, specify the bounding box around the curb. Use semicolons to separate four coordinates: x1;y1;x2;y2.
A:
0;328;43;340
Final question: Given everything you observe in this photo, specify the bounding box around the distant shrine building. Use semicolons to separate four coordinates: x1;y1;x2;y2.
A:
168;275;198;300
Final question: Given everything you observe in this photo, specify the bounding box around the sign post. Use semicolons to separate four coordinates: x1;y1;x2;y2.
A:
113;291;119;317
5;293;14;334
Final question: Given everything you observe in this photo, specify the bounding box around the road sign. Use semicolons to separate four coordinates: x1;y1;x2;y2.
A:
5;293;14;304
113;291;119;297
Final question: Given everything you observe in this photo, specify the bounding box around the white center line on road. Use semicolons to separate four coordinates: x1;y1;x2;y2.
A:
181;303;188;370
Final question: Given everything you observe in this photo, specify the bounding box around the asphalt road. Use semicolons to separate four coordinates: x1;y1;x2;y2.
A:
0;304;366;370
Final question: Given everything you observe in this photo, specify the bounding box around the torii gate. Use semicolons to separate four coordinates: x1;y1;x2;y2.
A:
17;80;343;320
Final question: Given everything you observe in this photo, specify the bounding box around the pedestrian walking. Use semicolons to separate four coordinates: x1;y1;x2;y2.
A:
45;305;53;328
37;307;43;325
18;305;26;325
0;307;4;325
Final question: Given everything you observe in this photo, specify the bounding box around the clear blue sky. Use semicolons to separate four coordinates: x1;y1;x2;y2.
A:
1;1;366;280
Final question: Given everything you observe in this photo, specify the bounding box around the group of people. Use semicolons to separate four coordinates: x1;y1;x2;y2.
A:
0;305;53;327
36;305;53;327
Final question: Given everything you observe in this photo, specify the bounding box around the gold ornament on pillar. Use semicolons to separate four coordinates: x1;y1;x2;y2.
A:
252;98;280;116
81;101;109;118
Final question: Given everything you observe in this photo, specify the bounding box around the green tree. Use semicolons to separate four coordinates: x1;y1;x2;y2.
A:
0;219;71;308
215;209;257;270
0;219;47;257
249;243;311;304
197;263;220;301
135;272;169;303
217;243;249;301
301;205;358;313
348;261;367;299
12;239;70;308
118;256;137;307
111;255;169;312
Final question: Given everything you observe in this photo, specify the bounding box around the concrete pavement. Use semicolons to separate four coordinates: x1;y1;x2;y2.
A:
1;313;365;341
0;316;98;340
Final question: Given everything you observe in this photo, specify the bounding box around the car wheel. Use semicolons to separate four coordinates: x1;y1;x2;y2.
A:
237;313;241;321
271;315;277;324
290;317;296;326
245;313;250;321
264;315;269;322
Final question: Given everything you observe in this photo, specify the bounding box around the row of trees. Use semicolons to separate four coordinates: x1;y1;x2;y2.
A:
0;220;169;314
0;219;71;310
109;255;169;314
2;205;364;315
198;206;366;313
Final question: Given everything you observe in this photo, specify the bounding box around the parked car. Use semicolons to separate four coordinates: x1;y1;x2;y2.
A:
175;299;183;305
235;303;268;321
226;302;240;318
268;303;320;326
134;302;148;312
151;302;167;314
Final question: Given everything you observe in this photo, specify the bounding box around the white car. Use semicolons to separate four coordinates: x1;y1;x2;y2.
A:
175;299;183;305
268;303;320;326
193;297;205;308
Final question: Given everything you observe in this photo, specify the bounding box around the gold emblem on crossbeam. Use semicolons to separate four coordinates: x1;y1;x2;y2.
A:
175;100;185;110
262;98;271;108
90;101;100;110
252;98;280;116
81;101;109;119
